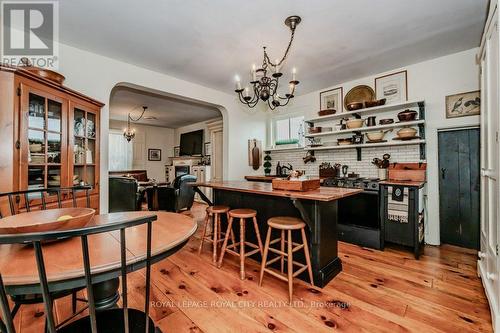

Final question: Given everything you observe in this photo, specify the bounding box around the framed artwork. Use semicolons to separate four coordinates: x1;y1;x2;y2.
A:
446;90;480;118
173;146;180;157
375;70;408;104
204;142;212;156
319;87;343;112
148;148;161;161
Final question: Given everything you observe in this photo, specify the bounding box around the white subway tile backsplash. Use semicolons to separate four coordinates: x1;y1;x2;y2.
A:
269;145;422;178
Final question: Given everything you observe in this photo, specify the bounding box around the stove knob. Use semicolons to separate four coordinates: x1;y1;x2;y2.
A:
372;183;377;189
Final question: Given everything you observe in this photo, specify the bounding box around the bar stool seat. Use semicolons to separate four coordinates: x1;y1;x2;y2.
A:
268;216;306;230
198;205;232;264
208;205;231;214
218;208;263;280
259;216;314;303
229;208;257;219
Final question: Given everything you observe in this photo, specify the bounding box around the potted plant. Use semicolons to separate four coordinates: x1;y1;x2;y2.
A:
263;153;272;176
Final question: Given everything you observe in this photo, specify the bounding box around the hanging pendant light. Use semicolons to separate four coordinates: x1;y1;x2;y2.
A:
123;106;148;142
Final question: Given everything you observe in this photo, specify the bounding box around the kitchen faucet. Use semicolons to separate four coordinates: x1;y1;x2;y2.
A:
280;163;293;176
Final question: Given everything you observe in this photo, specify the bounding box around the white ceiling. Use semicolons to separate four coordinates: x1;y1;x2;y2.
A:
110;86;221;128
59;0;488;95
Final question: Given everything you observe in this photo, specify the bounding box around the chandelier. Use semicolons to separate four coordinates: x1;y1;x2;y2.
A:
234;15;301;110
123;106;148;142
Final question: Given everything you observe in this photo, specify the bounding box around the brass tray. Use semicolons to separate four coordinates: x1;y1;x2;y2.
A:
344;85;375;109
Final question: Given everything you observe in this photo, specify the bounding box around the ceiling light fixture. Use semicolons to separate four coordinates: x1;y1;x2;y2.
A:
123;106;148;142
234;15;301;110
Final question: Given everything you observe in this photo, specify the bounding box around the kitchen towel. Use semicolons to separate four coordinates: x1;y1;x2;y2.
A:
391;185;405;202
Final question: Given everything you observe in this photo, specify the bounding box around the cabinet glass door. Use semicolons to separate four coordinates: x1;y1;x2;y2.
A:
24;90;67;193
71;106;98;189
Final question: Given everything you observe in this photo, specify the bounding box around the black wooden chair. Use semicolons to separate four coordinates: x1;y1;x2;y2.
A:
0;203;158;333
0;186;92;327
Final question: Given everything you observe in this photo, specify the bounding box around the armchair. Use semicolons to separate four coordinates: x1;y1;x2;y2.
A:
146;174;197;212
108;176;143;212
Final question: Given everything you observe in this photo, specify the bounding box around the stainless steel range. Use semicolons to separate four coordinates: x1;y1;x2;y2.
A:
323;177;380;192
323;177;383;249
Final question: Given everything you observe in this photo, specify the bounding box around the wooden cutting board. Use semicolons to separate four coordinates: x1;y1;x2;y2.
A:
272;178;321;191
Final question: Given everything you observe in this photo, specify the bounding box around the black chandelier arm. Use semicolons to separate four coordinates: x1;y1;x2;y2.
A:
128;106;148;122
236;90;259;108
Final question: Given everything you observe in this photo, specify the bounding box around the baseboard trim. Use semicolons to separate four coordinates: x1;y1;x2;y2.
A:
478;259;500;332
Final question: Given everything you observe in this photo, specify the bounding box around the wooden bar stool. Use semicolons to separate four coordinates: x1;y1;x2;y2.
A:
218;208;263;280
198;205;232;264
259;216;314;303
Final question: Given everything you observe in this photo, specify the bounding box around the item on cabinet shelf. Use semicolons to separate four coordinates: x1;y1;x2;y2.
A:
322;127;333;132
30;155;45;164
337;138;353;146
74;145;85;164
346;102;364;111
339;118;349;130
263;153;272;175
352;133;364;144
318;109;336;116
306;137;322;147
74;118;85;137
344;85;375;109
379;118;394;125
396;127;418;138
375;70;408;104
342;165;348;177
272;178;320;191
248;139;262;170
320;87;343;112
302;150;316;164
366;129;392;142
346;118;364;129
387;162;427;182
86;149;93;164
445;90;480;118
365;116;376;127
29;143;43;153
275;138;300;145
86;119;96;138
364;98;386;108
397;109;418;122
308;126;322;134
393;136;421;141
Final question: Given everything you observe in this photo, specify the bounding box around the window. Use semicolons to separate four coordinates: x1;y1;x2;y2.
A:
109;130;133;171
274;115;304;145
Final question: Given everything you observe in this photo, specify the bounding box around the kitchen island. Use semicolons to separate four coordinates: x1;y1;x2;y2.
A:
192;181;362;287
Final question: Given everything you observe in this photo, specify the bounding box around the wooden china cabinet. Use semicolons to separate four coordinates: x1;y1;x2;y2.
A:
0;65;104;215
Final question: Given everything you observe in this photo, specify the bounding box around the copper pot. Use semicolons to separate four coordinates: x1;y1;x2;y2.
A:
397;109;418;122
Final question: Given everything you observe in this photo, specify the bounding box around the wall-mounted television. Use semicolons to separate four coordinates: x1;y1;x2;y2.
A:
180;129;203;156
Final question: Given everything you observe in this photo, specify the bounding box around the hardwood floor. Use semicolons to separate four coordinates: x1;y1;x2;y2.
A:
14;203;492;332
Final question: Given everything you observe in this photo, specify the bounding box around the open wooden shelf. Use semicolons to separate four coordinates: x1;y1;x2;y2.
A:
305;120;425;138
304;139;426;151
305;99;425;123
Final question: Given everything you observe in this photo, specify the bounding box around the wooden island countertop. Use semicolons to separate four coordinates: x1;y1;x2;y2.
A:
193;181;362;202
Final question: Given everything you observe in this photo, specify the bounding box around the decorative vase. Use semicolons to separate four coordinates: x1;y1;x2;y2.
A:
378;168;387;180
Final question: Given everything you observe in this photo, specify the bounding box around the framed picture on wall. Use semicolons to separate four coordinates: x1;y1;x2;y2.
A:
204;142;212;156
173;146;180;157
319;87;343;112
375;70;408;104
148;148;161;161
445;90;480;118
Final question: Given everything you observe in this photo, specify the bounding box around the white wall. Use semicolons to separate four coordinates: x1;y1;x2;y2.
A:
57;42;268;212
109;120;174;180
269;48;480;245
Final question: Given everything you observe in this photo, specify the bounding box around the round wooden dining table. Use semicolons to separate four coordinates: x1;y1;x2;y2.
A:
0;211;197;309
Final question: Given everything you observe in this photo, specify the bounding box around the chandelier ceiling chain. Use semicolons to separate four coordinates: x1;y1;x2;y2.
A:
234;15;301;111
123;105;148;142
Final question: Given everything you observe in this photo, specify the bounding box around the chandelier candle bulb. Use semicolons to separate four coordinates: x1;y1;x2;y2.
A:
252;64;257;81
244;86;249;97
292;67;297;81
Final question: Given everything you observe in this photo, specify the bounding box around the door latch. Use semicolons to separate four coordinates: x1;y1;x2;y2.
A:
15;140;20;149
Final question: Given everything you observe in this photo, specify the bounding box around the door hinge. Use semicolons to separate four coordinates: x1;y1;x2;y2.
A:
15;140;20;149
496;245;499;256
496;132;499;143
16;87;21;96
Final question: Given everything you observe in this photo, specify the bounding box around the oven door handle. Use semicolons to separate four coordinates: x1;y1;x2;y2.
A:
362;190;379;195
